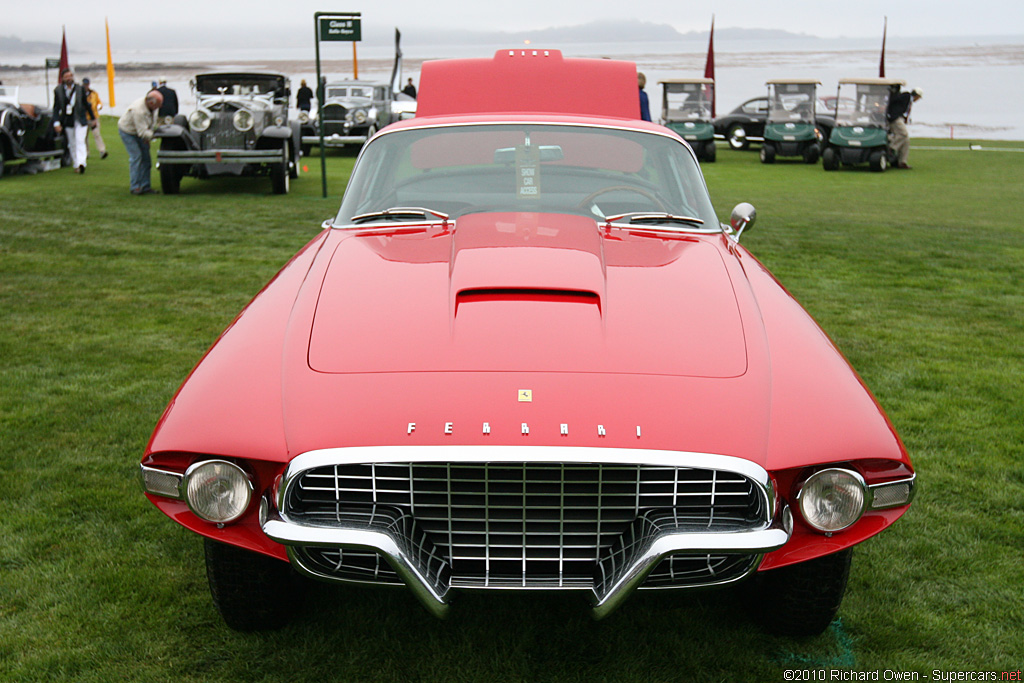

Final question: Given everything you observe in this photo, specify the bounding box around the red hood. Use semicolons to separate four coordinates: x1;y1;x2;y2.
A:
308;212;747;378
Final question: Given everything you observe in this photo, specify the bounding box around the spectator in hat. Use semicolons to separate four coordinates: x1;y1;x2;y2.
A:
117;89;163;195
53;68;90;173
82;78;108;159
156;77;179;118
887;86;923;169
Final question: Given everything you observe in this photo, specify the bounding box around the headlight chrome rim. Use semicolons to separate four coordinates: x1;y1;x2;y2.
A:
183;459;254;525
796;468;868;533
232;108;255;132
353;108;368;124
189;109;212;132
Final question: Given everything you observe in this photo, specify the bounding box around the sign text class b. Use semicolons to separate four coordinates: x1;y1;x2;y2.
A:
319;17;361;41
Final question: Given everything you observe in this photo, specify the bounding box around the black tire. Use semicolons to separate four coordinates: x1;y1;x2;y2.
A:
0;148;5;179
803;143;820;164
727;124;749;150
703;140;716;163
159;164;181;194
745;548;853;637
301;143;312;157
760;143;776;164
270;143;290;194
822;147;839;171
869;149;888;172
204;539;304;631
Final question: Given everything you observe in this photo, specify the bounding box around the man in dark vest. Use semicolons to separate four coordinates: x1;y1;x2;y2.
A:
53;68;90;173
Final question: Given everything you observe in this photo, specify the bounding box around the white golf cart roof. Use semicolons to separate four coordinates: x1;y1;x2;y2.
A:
659;78;714;85
766;78;820;85
837;77;906;86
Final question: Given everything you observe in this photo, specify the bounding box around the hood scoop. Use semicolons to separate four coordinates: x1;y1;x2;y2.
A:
308;212;747;378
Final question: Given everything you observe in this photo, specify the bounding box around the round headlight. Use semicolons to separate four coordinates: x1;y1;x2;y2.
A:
353;108;367;124
298;111;309;124
797;468;867;533
183;460;253;524
232;109;254;132
189;109;212;132
274;115;284;126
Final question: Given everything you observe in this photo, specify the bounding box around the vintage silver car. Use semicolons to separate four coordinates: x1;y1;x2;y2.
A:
0;85;67;178
155;72;301;194
301;79;410;150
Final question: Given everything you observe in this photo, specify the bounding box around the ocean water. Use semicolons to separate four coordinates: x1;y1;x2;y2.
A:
4;35;1022;140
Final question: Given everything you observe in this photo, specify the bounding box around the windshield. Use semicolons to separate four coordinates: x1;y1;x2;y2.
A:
336;123;718;228
662;83;713;122
195;74;286;98
767;83;817;123
327;86;371;99
835;83;892;127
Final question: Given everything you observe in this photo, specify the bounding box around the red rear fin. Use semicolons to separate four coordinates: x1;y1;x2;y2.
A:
416;49;640;119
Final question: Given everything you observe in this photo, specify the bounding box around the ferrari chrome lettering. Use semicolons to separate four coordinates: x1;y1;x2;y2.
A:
404;421;643;437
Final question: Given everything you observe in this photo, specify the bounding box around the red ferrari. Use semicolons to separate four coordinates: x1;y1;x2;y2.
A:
141;50;914;635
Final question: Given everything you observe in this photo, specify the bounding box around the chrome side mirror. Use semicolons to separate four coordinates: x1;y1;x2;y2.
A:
730;203;757;241
321;217;335;229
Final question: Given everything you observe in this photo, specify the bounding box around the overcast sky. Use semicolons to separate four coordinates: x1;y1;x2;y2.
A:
7;0;1024;50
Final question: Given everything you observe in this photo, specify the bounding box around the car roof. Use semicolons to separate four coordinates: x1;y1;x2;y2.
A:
415;49;639;119
837;77;906;86
660;78;714;85
766;78;820;85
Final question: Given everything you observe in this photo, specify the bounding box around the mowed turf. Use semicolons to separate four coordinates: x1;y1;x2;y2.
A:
1;121;1022;681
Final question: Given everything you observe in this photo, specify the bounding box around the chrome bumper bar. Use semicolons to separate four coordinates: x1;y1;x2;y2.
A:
156;149;285;165
301;133;367;146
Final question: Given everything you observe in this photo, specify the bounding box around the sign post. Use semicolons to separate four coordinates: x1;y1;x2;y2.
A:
314;11;361;198
45;58;60;106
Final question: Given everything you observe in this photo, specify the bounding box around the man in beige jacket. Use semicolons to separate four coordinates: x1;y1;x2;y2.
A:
117;90;163;194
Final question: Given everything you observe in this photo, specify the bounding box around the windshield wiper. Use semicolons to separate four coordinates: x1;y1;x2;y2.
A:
350;207;450;224
603;212;705;227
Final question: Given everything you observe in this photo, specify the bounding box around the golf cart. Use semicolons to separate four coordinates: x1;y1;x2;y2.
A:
761;79;821;164
822;77;905;172
659;78;716;162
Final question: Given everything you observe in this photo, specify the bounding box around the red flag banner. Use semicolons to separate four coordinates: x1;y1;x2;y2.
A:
59;27;69;73
879;17;887;78
704;16;715;117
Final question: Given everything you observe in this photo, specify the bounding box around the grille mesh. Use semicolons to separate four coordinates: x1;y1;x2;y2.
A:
286;462;765;588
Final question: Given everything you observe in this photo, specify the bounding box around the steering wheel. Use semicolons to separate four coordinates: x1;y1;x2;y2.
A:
578;185;667;212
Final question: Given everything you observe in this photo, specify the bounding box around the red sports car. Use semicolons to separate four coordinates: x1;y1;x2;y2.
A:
140;50;914;636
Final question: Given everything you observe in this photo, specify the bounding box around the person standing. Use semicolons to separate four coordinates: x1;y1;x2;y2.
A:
887;86;923;169
117;89;163;195
82;78;108;159
156;77;179;118
402;78;417;99
296;79;314;112
637;72;651;122
53;68;89;173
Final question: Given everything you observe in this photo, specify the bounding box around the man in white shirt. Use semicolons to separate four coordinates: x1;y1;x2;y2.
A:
117;90;164;194
52;69;89;173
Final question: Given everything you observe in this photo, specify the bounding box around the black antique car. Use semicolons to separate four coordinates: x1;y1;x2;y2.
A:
0;85;67;178
714;94;835;151
301;79;410;152
155;72;301;194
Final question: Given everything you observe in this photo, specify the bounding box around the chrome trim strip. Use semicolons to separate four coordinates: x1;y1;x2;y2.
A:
156;149;285;164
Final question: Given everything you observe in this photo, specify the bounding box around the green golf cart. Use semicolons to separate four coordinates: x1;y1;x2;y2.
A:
659;78;716;162
822;77;905;172
761;79;822;164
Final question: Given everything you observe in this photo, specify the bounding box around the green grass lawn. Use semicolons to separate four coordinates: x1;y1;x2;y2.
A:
1;123;1022;681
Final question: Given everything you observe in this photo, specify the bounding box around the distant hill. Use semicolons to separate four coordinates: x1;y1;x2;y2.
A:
0;34;58;54
397;20;817;46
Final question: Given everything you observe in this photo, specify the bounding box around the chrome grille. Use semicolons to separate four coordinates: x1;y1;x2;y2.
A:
200;114;246;149
285;462;766;589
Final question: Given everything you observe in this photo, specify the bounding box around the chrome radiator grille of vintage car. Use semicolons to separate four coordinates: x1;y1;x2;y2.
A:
320;104;348;136
200;114;246;150
281;461;767;590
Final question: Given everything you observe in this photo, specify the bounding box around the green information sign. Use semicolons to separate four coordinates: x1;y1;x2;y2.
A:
45;58;60;68
319;17;361;41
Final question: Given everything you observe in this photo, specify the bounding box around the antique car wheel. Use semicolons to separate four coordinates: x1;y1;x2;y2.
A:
159;165;181;195
745;548;853;637
869;149;888;173
271;144;290;194
727;124;749;150
760;143;776;164
822;147;839;171
204;539;304;631
0;148;5;178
